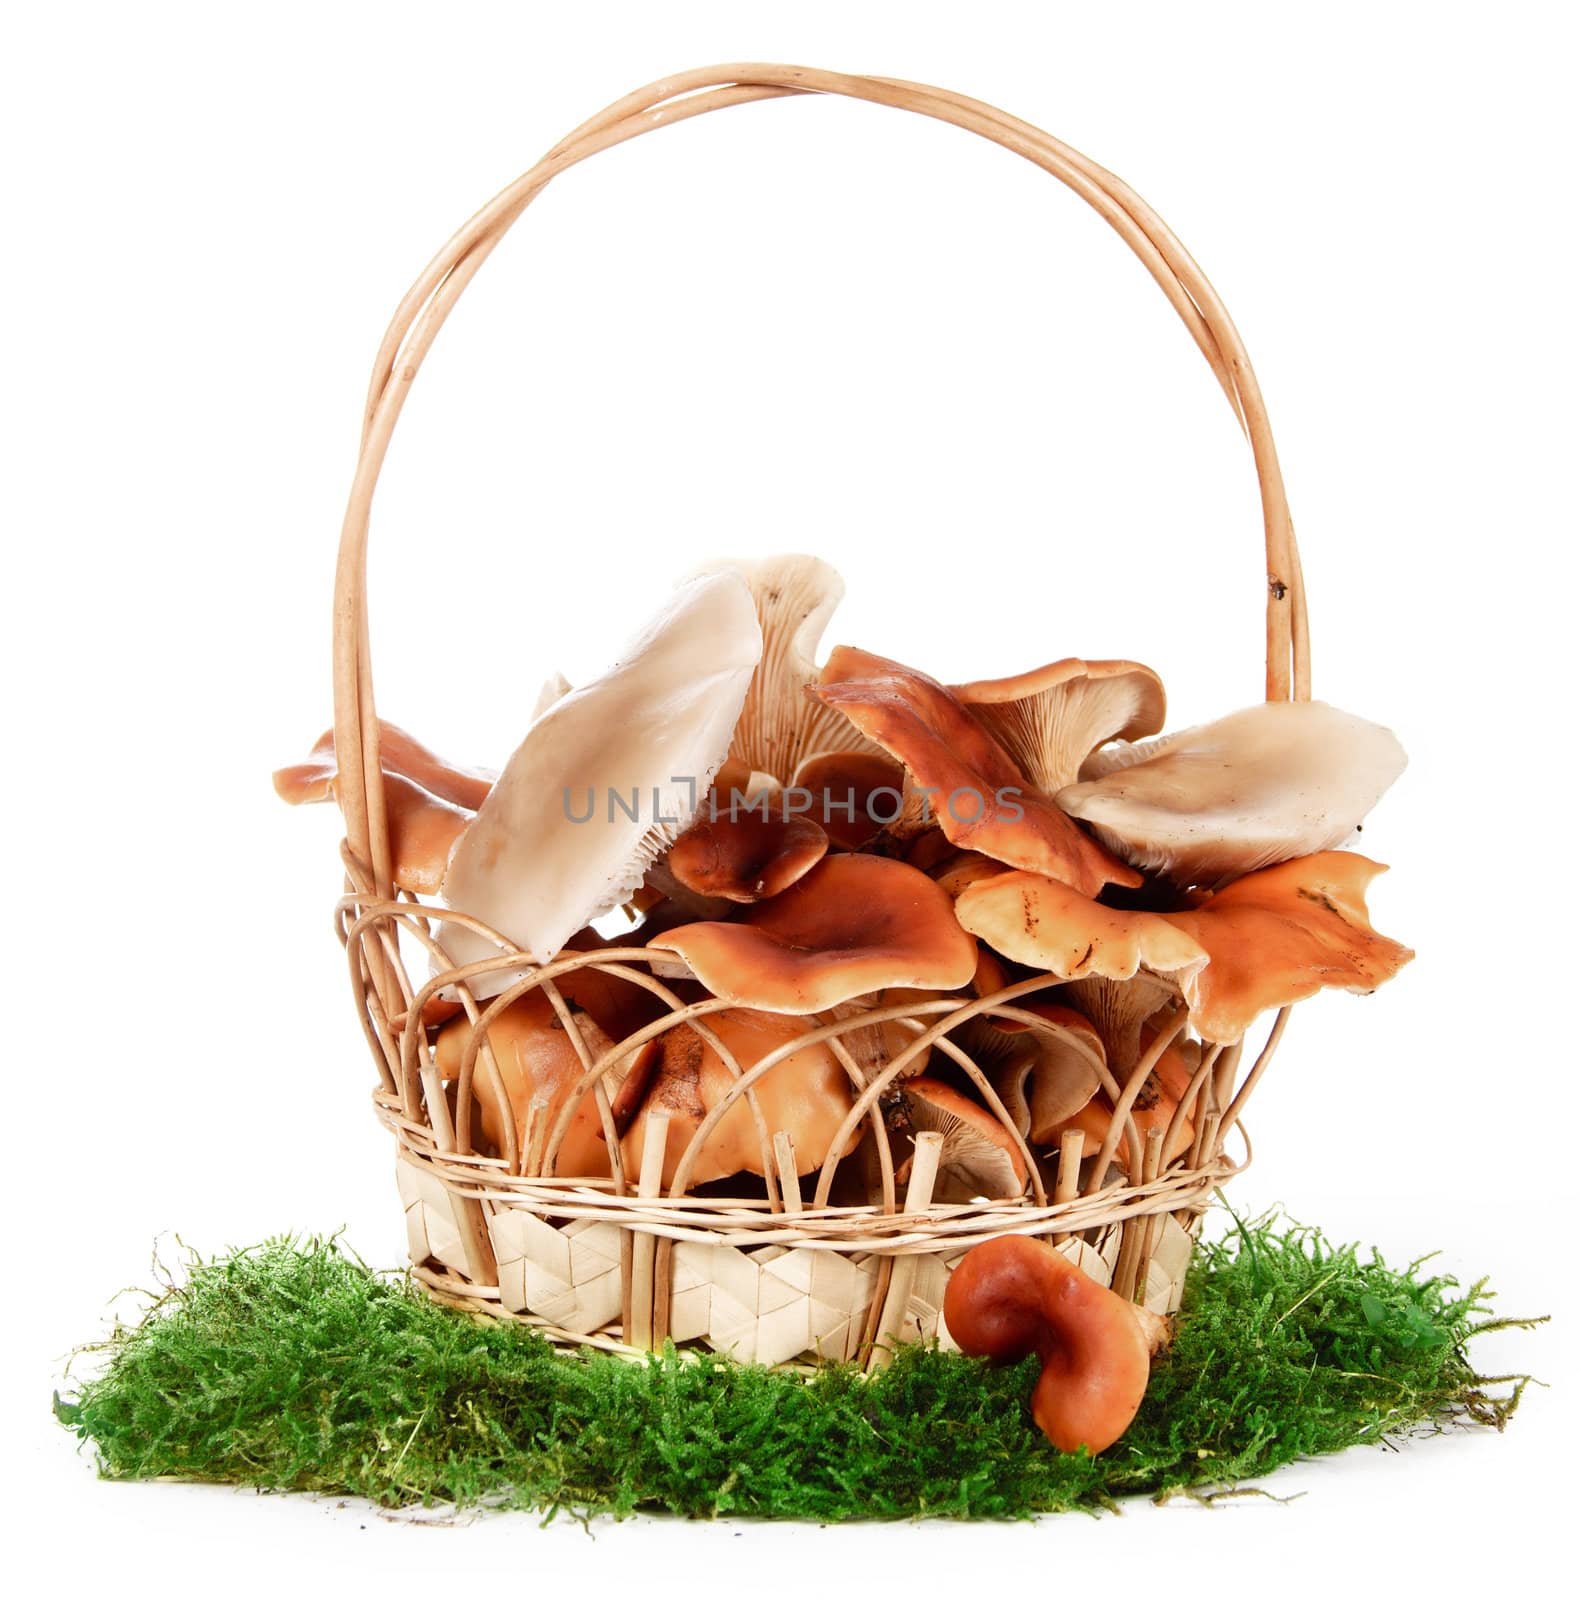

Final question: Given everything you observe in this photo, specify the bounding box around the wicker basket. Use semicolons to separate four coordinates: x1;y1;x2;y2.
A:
328;65;1308;1370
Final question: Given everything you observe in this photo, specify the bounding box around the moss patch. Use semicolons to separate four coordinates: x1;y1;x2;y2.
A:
54;1212;1534;1520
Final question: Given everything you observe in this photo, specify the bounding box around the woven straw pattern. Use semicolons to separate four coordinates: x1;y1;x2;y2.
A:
328;66;1308;1368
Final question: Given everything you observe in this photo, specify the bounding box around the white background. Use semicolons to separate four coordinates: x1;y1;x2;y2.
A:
4;1;1574;1592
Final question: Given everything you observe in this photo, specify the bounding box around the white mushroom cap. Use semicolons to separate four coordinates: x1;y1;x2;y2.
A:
695;553;875;780
1056;700;1407;886
438;573;762;973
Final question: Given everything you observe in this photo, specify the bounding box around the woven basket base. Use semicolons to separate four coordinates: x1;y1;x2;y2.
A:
397;1152;1199;1368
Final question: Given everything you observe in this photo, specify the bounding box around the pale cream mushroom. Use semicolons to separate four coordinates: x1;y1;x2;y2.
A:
954;659;1165;795
696;554;875;780
439;572;762;973
1060;971;1179;1079
1057;700;1407;886
986;1004;1107;1143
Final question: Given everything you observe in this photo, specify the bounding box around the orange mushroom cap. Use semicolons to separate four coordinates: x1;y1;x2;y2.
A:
953;657;1166;795
955;869;1207;988
956;852;1414;1043
435;988;654;1176
665;806;828;904
620;1009;862;1189
648;854;978;1014
273;719;495;811
273;720;488;894
791;750;906;850
943;1235;1152;1453
812;647;1140;897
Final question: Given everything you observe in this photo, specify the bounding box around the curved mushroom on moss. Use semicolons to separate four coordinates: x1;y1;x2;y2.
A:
943;1235;1153;1453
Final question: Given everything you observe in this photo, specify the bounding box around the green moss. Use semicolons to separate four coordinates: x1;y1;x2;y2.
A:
54;1211;1535;1520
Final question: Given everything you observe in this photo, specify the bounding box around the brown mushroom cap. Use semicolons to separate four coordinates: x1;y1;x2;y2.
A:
620;1008;862;1189
648;854;978;1014
954;658;1166;794
665;806;828;904
792;750;906;850
812;647;1140;897
956;853;1413;1043
901;1077;1028;1200
273;719;495;811
1166;852;1415;1041
943;1234;1152;1453
273;720;487;893
435;989;654;1176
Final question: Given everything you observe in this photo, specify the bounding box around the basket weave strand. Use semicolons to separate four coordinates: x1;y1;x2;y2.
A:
326;65;1306;1367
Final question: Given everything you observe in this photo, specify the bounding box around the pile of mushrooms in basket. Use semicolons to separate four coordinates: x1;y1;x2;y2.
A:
277;554;1412;1455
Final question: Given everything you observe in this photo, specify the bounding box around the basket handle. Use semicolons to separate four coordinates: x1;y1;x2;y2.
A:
332;64;1309;896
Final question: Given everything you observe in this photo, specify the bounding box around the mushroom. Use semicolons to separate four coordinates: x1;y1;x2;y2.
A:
1060;971;1179;1079
930;851;1006;900
954;658;1166;794
696;554;876;780
954;869;1208;991
955;852;1413;1043
273;719;493;892
1056;700;1408;886
648;854;978;1014
552;930;670;1045
435;988;656;1175
438;572;762;972
276;751;476;895
812;646;1140;897
708;758;782;813
1049;1028;1197;1164
791;750;906;850
273;718;496;812
664;807;828;904
1166;851;1415;1041
943;1234;1152;1453
620;1008;862;1190
985;1004;1107;1143
900;1078;1028;1201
